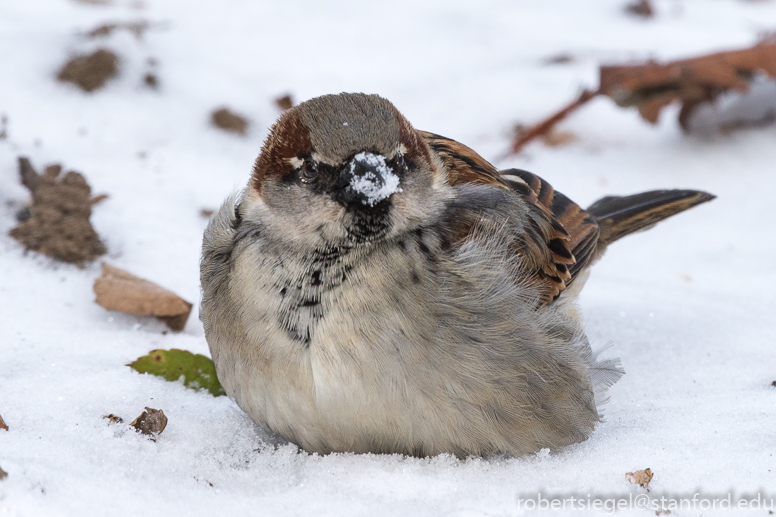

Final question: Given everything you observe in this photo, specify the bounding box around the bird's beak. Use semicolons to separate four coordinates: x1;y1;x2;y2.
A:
338;152;402;207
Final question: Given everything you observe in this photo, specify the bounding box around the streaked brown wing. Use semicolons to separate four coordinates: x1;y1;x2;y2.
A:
499;169;600;290
419;131;599;303
418;131;506;187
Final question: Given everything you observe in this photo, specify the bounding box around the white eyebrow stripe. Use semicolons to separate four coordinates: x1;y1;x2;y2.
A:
501;174;529;187
311;152;339;166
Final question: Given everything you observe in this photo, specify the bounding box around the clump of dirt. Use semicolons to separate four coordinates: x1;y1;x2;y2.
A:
211;107;249;134
143;72;158;88
543;53;575;65
10;157;107;264
624;0;654;18
57;49;118;92
275;94;294;111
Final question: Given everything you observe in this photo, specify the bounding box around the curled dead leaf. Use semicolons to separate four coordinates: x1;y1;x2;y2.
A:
506;41;776;156
626;468;654;489
0;466;7;481
130;407;167;439
0;414;8;431
600;42;776;128
93;263;193;331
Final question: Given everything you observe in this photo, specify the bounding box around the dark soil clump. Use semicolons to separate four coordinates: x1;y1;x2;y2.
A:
275;94;294;111
57;49;118;92
10;157;107;264
211;107;249;134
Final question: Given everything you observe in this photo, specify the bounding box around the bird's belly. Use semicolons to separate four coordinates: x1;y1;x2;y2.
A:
211;243;606;458
224;292;431;455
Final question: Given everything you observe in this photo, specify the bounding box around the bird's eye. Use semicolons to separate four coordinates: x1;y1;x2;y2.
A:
393;152;408;173
300;161;319;183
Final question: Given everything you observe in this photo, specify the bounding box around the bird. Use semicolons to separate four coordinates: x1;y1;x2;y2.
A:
200;93;714;458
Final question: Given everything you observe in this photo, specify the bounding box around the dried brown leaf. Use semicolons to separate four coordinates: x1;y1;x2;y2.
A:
0;414;7;431
0;466;7;481
93;263;193;331
103;414;123;424
600;42;776;128
130;407;167;439
626;468;654;489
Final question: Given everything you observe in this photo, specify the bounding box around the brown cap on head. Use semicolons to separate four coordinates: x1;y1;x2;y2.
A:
297;93;400;163
251;93;431;194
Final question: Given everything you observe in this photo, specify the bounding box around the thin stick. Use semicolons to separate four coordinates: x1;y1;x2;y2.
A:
505;88;600;157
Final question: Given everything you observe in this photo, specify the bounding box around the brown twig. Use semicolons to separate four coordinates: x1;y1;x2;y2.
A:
505;88;600;157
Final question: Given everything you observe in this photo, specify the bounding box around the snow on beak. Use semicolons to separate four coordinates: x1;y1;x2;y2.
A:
341;152;402;207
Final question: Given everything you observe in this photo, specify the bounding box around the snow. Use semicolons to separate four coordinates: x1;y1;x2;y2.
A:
1;0;775;515
346;151;402;206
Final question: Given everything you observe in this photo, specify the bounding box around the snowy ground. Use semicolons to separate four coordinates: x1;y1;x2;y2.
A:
1;0;775;515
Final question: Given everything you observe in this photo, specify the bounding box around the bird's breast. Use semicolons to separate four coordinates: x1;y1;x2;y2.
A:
222;237;442;447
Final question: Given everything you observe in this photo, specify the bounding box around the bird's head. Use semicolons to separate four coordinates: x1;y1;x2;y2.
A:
238;93;451;251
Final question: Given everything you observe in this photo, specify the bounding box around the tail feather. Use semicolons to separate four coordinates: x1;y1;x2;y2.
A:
587;189;715;247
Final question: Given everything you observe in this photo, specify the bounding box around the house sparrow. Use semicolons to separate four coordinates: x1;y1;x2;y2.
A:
200;93;714;458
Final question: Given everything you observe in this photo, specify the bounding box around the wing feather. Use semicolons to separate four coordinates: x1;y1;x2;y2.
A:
420;131;599;304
